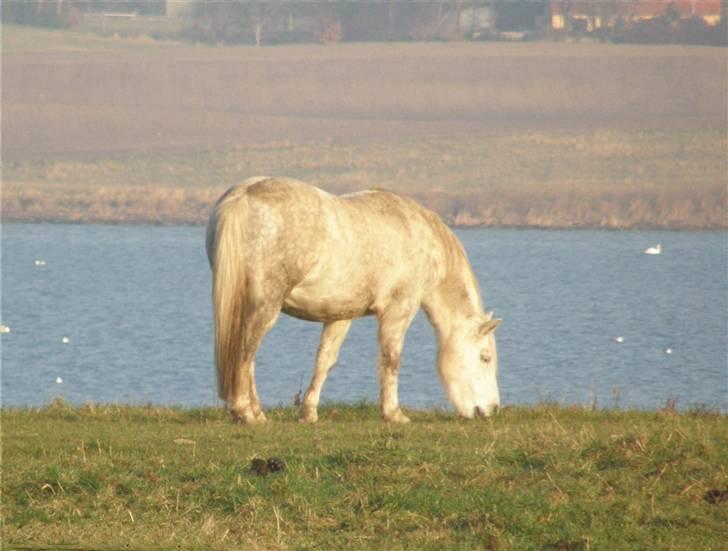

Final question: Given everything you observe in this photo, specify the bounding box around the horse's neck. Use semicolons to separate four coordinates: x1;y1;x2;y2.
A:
422;248;483;340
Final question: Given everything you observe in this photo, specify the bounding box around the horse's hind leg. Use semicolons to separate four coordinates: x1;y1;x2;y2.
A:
230;302;280;424
300;319;352;423
247;360;265;422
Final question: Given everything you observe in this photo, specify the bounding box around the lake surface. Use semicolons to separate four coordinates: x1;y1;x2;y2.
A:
1;224;726;412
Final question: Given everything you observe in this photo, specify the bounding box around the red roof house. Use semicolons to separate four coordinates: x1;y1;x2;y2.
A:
551;0;723;30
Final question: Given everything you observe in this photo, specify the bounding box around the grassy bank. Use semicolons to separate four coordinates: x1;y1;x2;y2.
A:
2;401;726;549
2;129;726;229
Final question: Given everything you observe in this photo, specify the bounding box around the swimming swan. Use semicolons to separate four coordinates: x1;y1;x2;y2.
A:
644;244;661;255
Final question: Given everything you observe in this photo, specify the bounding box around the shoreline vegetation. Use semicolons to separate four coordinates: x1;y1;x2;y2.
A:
3;401;727;549
3;129;726;230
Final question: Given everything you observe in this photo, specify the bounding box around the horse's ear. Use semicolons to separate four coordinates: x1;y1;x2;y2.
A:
479;318;502;336
484;310;494;321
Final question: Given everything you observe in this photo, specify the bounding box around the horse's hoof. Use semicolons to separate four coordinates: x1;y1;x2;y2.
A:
299;405;318;423
232;410;265;425
232;414;248;425
383;410;410;423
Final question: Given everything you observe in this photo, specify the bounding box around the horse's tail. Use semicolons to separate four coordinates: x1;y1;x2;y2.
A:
209;198;248;402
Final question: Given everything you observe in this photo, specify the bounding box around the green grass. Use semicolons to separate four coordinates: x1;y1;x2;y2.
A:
2;401;726;549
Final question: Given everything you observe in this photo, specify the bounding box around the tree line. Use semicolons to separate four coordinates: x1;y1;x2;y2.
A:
1;1;548;43
2;0;724;46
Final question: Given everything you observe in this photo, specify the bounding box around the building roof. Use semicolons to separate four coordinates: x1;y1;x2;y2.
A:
551;0;722;19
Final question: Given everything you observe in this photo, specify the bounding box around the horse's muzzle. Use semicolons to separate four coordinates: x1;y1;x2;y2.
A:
474;404;498;417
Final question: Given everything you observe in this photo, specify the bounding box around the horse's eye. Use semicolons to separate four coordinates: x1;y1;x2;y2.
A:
480;350;491;363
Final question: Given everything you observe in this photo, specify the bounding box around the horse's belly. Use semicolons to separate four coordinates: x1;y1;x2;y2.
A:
282;286;372;322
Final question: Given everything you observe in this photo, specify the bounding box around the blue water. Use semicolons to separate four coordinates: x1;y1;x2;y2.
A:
1;224;726;412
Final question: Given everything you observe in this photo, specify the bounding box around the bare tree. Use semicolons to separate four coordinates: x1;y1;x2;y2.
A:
242;1;286;46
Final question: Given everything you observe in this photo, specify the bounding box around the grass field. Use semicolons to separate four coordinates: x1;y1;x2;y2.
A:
2;402;727;549
2;25;726;228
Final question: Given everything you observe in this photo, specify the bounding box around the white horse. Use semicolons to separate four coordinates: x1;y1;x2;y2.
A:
206;177;501;423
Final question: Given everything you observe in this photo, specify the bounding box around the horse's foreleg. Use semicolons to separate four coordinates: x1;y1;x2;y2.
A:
301;319;352;423
377;306;417;423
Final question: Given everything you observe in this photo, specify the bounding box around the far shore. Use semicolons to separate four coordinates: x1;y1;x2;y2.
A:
2;176;725;230
3;181;725;230
3;128;726;231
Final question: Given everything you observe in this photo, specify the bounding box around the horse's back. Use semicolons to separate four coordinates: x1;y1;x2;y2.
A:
212;177;448;255
208;176;325;252
208;178;456;321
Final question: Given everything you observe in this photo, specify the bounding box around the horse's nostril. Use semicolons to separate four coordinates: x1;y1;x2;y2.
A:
474;404;498;417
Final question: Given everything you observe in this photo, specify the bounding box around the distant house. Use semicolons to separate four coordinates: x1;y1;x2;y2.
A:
164;0;196;17
459;7;495;35
551;0;723;32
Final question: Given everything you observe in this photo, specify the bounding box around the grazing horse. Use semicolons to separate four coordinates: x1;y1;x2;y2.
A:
206;177;501;423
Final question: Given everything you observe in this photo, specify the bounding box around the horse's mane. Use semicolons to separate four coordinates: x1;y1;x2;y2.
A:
349;187;483;316
418;200;483;317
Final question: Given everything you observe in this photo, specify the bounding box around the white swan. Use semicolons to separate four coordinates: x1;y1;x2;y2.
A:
644;244;661;255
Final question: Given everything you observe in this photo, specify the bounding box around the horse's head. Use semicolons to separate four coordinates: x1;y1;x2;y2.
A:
439;313;501;418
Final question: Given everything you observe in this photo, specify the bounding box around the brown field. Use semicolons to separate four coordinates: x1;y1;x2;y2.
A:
2;28;726;228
